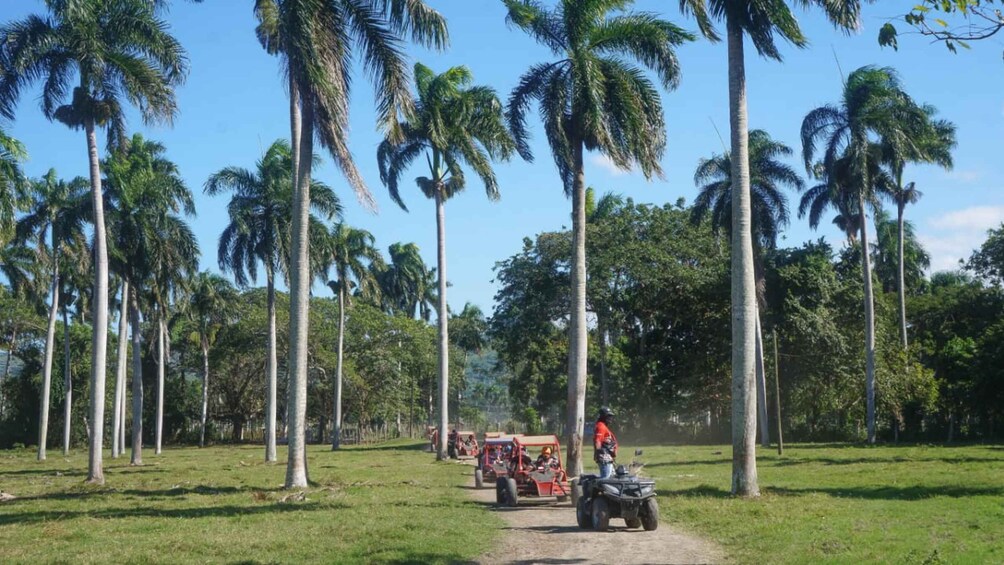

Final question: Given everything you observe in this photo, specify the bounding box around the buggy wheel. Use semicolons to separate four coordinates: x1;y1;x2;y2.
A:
625;517;642;529
641;498;659;531
591;497;610;531
576;496;592;529
556;495;568;503
495;477;506;505
504;477;519;507
475;468;483;489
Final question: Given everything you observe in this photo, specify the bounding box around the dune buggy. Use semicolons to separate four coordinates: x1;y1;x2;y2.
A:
495;435;571;507
475;434;521;488
448;430;479;460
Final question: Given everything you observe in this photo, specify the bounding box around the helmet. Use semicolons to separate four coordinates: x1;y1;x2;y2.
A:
598;406;615;421
541;446;552;456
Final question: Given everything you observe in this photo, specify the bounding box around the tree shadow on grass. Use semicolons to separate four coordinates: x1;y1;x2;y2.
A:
0;500;339;526
0;468;88;478
657;485;731;499
342;442;427;453
767;485;1004;500
13;484;287;502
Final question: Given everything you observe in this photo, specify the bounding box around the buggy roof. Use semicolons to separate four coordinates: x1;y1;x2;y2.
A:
484;435;521;446
455;431;475;437
514;435;561;447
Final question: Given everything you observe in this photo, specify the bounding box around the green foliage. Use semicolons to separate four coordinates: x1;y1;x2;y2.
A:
878;1;1003;55
968;223;1004;285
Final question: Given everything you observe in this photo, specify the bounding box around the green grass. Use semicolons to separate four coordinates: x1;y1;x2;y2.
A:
0;440;500;564
637;443;1004;564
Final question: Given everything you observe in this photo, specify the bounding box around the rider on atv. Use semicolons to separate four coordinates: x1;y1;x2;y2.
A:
593;407;618;479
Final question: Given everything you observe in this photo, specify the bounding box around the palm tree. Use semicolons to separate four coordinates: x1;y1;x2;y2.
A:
105;134;195;465
15;170;88;460
57;234;90;455
320;223;381;450
0;0;187;484
373;242;433;318
691;129;803;448
378;62;515;459
585;187;625;406
206;139;340;462
880;109;955;349
679;0;860;496
872;209;929;296
504;0;690;476
186;272;237;448
801;66;926;443
0;129;27;242
255;0;447;488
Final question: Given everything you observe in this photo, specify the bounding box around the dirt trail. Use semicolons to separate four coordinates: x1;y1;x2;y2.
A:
465;470;724;565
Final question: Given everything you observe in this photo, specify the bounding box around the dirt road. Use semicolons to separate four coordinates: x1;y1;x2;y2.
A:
466;476;724;565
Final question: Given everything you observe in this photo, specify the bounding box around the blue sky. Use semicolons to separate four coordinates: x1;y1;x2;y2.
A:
3;1;1003;315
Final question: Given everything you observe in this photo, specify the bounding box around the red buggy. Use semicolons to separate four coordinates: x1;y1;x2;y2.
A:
495;435;572;507
474;434;521;488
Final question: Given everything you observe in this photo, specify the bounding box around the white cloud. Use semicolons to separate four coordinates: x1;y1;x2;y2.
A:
922;205;1004;272
590;153;631;177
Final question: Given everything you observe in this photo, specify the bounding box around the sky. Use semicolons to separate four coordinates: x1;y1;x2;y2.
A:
2;0;1003;315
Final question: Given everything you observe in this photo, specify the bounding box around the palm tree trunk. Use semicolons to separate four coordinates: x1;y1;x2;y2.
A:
897;201;908;350
861;195;878;444
85;119;110;484
130;289;143;465
332;284;345;450
566;137;588;479
755;308;770;447
200;339;209;448
62;289;72;456
38;247;60;461
285;89;313;489
155;312;165;454
726;19;759;497
112;280;129;458
265;271;277;461
435;189;449;461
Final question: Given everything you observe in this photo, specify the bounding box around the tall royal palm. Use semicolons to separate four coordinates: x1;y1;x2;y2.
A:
801;66;927;443
207;139;339;462
691;129;803;448
373;242;433;318
0;0;187;484
321;223;381;450
504;0;690;476
880;108;955;349
105;134;196;465
16;170;88;460
186;272;237;448
378;63;515;460
254;0;447;488
679;0;859;496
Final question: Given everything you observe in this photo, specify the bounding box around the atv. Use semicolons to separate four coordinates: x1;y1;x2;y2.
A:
575;454;658;531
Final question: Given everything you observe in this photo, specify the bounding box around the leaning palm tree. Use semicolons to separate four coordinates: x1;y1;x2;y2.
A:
679;0;860;496
879;108;955;348
378;62;515;460
186;272;237;448
503;0;691;476
691;129;803;448
0;0;187;484
15;170;88;460
321;223;381;450
254;0;448;488
801;67;925;443
206;139;340;462
0;129;27;242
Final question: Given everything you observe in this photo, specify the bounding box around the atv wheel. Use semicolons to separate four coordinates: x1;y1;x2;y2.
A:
625;517;642;529
591;497;610;531
641;498;659;531
475;468;483;488
504;478;519;507
576;496;592;529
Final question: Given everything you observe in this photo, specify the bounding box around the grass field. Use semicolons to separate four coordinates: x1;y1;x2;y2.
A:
2;441;1002;564
0;441;500;564
639;443;1004;564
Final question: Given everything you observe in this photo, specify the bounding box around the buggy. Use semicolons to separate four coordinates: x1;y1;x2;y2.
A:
474;434;521;488
495;435;572;507
449;430;479;459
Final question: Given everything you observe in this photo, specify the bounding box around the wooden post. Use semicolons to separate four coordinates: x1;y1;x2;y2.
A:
773;330;783;456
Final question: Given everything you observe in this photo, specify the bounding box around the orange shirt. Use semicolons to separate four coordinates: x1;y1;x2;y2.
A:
594;420;617;453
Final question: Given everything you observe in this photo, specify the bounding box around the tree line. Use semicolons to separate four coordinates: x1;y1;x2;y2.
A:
0;0;995;496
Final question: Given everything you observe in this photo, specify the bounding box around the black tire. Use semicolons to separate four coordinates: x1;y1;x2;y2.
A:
625;517;642;529
576;496;592;529
641;498;659;531
504;477;519;507
475;468;483;489
556;495;568;503
495;477;506;505
591;497;610;531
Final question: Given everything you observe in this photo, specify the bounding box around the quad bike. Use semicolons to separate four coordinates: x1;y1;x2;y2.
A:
575;451;658;531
